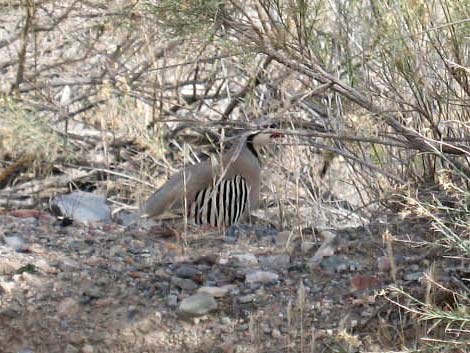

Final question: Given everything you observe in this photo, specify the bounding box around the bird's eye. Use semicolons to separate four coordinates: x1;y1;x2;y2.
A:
260;123;277;129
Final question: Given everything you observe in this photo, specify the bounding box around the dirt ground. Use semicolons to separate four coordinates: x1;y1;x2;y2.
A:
1;208;460;353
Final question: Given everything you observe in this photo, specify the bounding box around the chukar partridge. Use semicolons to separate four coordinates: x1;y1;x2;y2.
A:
141;130;280;227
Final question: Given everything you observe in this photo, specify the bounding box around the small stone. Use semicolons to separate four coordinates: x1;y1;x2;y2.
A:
137;318;154;334
0;281;15;295
245;271;279;284
60;258;81;271
84;256;104;266
404;271;423;281
231;253;258;267
81;344;94;353
17;349;35;353
68;240;85;251
238;294;256;304
319;256;360;273
3;234;24;250
154;311;162;323
238;324;249;331
220;316;231;325
178;293;217;317
0;261;17;275
95;298;114;308
130;239;145;249
167;294;178;307
83;286;103;299
58;298;79;317
175;265;202;279
65;344;79;353
172;277;198;291
259;254;290;270
197;285;234;298
272;328;281;338
34;259;57;274
109;245;125;257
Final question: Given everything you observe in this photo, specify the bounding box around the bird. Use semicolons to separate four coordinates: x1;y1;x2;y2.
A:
140;129;281;228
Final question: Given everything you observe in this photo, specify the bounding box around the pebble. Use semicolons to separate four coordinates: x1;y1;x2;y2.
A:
34;258;56;273
172;276;198;291
82;285;104;299
3;234;25;250
0;261;17;275
231;253;258;267
58;297;79;317
404;271;423;281
60;258;81;271
81;344;94;353
178;293;217;317
272;328;281;338
0;280;15;295
175;265;203;279
17;349;35;353
109;245;125;257
167;294;178;307
245;271;279;284
319;256;360;273
259;254;290;270
197;285;234;298
65;344;79;353
238;294;257;304
220;316;231;325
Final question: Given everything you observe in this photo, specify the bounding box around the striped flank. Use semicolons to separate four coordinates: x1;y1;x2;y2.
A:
189;175;249;227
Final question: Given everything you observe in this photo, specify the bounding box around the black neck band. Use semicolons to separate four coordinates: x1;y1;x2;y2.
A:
246;134;260;161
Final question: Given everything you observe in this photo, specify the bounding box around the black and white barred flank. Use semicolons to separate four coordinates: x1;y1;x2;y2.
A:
189;175;250;227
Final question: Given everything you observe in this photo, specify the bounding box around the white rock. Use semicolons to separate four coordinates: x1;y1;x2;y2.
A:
245;271;279;284
81;345;94;353
197;285;235;298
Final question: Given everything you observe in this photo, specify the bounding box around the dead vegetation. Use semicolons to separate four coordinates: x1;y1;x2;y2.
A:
1;0;470;352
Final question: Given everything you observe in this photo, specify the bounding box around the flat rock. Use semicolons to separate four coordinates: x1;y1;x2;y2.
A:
259;254;290;270
197;285;235;298
404;271;423;281
51;191;111;223
178;293;217;317
172;276;198;291
245;270;279;284
230;253;258;267
3;234;25;251
175;265;203;279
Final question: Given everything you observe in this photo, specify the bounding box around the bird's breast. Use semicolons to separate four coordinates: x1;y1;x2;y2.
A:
188;175;251;227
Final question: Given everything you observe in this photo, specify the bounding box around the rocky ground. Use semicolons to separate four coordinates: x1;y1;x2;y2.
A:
0;208;458;353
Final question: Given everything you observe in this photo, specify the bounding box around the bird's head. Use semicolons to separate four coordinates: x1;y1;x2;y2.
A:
245;125;282;161
248;122;283;146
